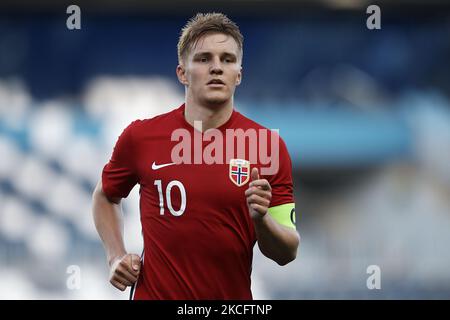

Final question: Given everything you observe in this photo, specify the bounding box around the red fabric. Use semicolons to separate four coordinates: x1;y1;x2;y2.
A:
102;104;294;300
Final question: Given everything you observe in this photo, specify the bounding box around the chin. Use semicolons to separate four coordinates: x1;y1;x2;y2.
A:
203;94;230;106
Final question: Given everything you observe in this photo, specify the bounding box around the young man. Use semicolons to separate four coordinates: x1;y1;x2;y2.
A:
92;12;300;300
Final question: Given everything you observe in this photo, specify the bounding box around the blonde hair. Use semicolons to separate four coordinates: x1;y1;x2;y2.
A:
177;12;243;63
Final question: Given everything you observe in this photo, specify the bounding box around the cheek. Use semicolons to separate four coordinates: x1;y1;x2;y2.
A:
188;70;204;86
230;67;241;79
230;74;241;85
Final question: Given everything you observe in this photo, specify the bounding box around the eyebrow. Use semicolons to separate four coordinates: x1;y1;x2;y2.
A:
193;52;238;59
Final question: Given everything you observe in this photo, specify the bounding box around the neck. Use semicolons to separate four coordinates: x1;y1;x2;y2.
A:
184;97;234;132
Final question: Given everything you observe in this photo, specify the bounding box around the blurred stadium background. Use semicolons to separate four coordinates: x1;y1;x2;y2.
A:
1;0;450;299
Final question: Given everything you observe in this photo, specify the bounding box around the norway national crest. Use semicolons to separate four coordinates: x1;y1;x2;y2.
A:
229;159;250;187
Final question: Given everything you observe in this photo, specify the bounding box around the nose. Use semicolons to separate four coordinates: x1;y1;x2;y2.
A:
210;57;223;75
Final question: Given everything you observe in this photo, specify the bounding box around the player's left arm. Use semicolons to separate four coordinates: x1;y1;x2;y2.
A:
246;167;300;266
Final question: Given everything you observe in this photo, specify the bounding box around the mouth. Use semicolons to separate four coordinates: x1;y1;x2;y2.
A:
207;79;225;86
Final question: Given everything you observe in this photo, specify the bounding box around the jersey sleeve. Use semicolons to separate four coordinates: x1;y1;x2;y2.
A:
265;134;296;229
266;135;295;206
102;121;139;199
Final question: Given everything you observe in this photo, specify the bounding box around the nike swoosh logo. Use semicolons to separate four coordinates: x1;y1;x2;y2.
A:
152;161;176;170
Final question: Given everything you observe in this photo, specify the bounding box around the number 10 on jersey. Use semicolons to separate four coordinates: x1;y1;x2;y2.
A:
154;180;187;216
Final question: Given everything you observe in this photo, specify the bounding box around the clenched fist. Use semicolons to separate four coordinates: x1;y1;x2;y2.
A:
245;167;272;220
109;253;141;291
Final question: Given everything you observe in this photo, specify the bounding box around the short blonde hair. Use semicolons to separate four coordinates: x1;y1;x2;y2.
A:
177;12;243;63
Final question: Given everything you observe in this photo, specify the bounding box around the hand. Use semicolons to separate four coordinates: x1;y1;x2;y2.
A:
109;253;141;291
245;167;272;220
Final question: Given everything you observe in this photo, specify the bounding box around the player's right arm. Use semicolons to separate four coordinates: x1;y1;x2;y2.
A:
92;179;141;291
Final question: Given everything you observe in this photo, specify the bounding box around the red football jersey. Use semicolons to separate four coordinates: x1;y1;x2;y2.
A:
102;104;294;300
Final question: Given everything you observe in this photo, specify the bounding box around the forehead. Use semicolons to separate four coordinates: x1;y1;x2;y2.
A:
190;32;239;55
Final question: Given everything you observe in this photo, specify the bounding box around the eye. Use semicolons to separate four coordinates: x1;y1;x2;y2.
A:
200;57;208;63
223;57;236;63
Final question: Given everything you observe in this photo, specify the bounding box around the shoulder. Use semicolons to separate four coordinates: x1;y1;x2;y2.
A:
234;110;288;146
123;106;182;135
234;111;268;131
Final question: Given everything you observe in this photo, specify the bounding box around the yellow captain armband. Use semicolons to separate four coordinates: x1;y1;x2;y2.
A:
267;203;296;229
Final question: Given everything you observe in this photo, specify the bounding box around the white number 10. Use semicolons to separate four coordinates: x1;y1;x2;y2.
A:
154;180;186;216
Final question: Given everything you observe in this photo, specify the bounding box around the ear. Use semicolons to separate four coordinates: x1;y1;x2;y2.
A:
176;64;188;85
235;66;242;86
